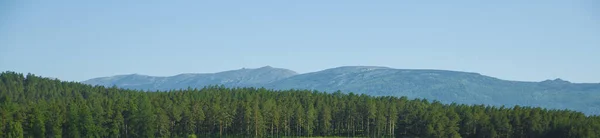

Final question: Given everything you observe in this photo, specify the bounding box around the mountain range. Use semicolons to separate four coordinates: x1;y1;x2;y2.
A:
82;66;600;115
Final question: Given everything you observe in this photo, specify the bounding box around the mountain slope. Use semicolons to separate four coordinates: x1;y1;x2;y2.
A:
82;66;600;115
82;66;297;90
265;66;600;115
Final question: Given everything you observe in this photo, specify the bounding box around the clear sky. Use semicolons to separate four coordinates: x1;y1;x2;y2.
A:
1;0;599;82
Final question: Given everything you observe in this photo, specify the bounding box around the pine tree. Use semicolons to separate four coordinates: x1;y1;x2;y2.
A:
318;102;332;136
262;99;276;137
191;101;205;134
6;121;24;138
306;101;317;136
252;97;264;137
81;104;99;137
66;104;81;138
133;95;156;138
155;108;171;137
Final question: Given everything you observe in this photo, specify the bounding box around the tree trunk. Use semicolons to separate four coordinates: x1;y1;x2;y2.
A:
125;123;128;138
347;120;350;137
271;122;273;137
219;121;223;137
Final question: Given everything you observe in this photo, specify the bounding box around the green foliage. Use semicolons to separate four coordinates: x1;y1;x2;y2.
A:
7;121;24;138
187;134;197;138
1;71;600;137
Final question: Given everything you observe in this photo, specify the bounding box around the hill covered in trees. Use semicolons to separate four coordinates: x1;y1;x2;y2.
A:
2;71;600;137
83;66;600;115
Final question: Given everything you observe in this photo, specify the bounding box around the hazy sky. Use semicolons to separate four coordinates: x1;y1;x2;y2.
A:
1;0;599;82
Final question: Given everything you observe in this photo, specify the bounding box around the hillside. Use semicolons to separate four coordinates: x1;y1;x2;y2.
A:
83;66;297;90
266;66;600;115
2;72;600;137
82;66;600;115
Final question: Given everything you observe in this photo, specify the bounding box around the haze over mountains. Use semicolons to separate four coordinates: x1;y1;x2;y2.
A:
82;66;600;115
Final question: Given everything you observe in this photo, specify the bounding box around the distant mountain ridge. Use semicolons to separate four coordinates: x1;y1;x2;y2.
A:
83;66;298;90
82;66;600;115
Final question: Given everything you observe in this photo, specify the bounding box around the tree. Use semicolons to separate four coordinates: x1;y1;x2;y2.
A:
45;100;63;138
81;104;100;137
318;101;332;136
132;95;156;137
305;100;317;136
293;101;304;136
191;101;205;135
155;108;171;137
23;106;45;138
252;97;264;137
262;99;277;136
386;99;398;136
6;121;24;138
66;104;81;138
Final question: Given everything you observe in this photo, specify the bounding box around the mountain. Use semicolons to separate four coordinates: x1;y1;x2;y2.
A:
82;66;600;115
266;66;600;114
82;66;298;90
6;71;600;137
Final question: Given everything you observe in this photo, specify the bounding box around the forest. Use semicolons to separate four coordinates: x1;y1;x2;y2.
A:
1;71;600;138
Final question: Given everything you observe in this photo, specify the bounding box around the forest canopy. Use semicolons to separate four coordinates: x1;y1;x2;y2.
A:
1;71;599;138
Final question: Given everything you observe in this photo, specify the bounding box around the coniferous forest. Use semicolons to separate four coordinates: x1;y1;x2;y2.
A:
1;72;600;138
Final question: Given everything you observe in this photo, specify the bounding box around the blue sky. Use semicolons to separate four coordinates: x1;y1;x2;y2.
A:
1;0;599;82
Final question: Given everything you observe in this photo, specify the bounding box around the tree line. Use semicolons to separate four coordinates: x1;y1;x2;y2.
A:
1;71;599;138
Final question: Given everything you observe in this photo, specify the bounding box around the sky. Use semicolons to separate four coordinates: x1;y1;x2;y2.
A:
0;0;599;82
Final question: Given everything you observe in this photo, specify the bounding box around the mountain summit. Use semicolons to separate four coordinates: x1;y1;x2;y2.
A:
82;66;600;115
